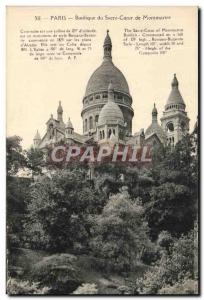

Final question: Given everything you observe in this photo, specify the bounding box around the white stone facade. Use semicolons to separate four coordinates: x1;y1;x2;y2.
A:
33;32;190;150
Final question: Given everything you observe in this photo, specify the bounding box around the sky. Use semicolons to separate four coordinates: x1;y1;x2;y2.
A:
7;6;198;148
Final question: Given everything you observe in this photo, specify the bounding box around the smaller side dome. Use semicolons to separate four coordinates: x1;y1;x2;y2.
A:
98;101;124;126
166;74;185;108
66;117;74;129
98;82;124;126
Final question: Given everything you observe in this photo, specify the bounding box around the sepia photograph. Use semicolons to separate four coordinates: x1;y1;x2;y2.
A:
6;6;199;295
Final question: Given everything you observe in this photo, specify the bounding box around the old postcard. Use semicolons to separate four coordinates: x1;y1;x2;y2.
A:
6;6;199;295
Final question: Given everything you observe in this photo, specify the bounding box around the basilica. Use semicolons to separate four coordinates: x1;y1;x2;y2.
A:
33;30;190;150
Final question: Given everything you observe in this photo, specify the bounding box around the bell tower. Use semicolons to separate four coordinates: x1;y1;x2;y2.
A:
161;74;189;146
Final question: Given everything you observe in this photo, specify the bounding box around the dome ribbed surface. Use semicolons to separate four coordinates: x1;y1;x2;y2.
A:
166;75;185;106
98;101;124;126
167;88;185;106
85;61;130;97
66;118;73;129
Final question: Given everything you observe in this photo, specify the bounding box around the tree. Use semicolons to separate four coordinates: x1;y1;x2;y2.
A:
7;176;31;248
126;167;154;203
26;147;44;178
7;136;27;176
6;136;30;248
151;134;198;189
90;190;149;272
24;169;106;251
146;134;198;240
146;182;194;239
137;226;198;295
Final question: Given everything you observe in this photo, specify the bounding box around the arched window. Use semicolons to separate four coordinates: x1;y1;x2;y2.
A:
166;122;174;132
95;115;99;124
180;121;186;131
84;119;88;132
49;123;54;139
108;129;112;138
119;130;123;140
102;130;105;139
89;116;93;129
99;131;102;140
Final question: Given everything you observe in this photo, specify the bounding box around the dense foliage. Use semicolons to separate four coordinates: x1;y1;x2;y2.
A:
24;169;106;251
90;191;148;271
6;131;199;295
30;254;82;294
136;226;198;294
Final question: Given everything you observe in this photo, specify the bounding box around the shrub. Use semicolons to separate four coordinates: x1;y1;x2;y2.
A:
7;278;49;295
117;285;132;295
157;231;173;252
141;241;161;265
159;279;198;295
24;169;104;252
136;227;198;294
73;283;98;294
146;182;194;239
30;253;83;294
90;191;149;272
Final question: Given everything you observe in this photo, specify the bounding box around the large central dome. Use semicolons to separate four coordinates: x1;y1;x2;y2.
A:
85;60;130;96
81;30;134;135
85;30;130;97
